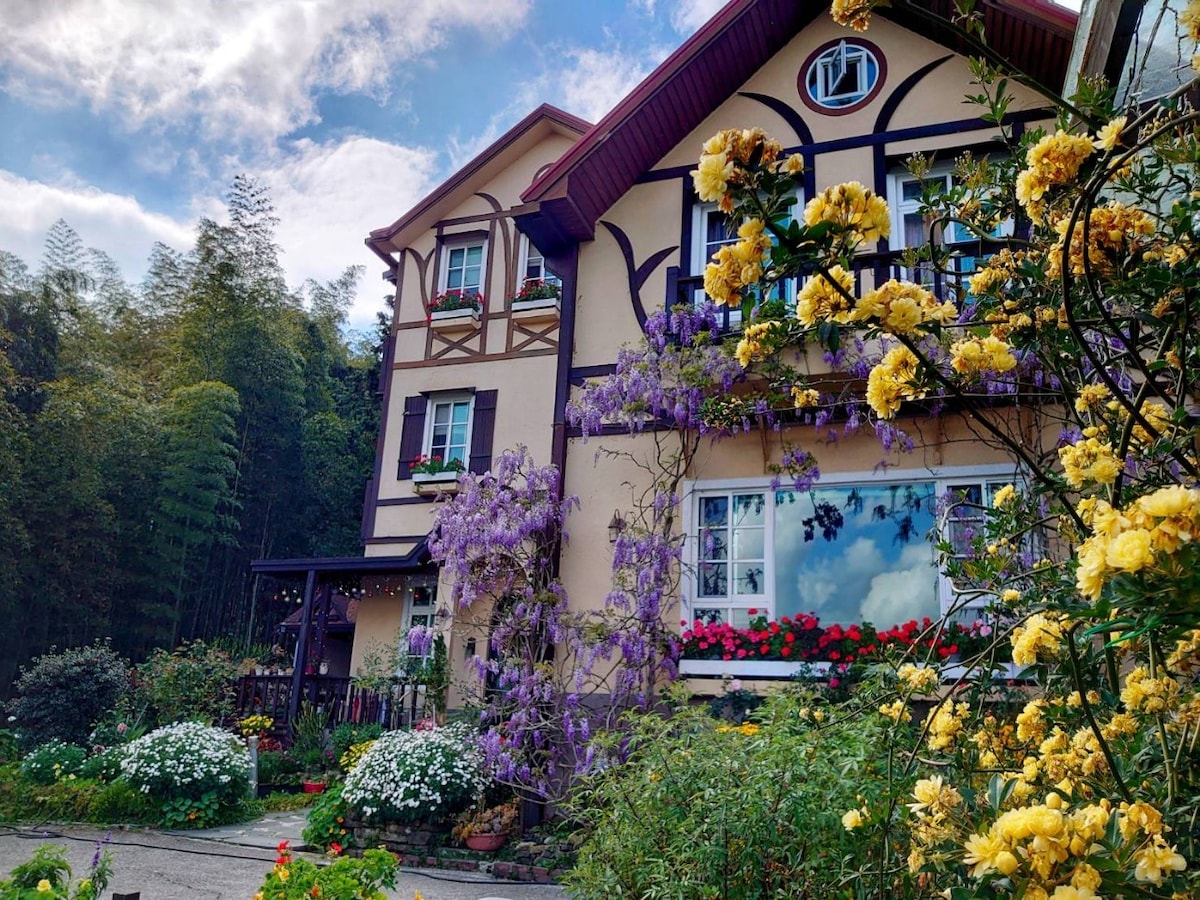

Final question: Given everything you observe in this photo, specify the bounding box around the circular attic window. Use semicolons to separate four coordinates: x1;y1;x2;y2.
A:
799;38;886;115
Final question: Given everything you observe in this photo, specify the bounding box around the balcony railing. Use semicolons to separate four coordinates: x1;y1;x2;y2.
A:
234;673;432;734
667;241;1000;334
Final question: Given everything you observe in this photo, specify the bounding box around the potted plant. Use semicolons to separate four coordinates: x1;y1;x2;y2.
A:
451;799;519;852
511;279;559;305
510;279;561;324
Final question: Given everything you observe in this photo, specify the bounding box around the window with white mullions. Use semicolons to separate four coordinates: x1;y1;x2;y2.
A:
444;243;484;296
425;395;472;468
519;236;561;287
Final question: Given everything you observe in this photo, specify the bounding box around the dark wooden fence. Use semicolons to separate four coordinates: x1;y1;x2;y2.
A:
233;674;430;736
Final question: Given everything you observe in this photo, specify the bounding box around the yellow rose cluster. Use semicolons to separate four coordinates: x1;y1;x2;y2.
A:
703;217;774;308
1058;430;1121;489
734;320;780;367
855;278;959;335
1015;130;1095;224
691;127;795;214
1073;485;1200;600
927;699;970;752
1011;612;1069;667
803;181;891;248
795;265;856;325
949;334;1018;379
830;0;875;32
866;345;926;419
897;662;941;693
1045;202;1157;282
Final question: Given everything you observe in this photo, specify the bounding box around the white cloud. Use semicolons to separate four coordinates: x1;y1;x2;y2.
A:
670;0;728;34
860;543;938;626
0;170;194;281
0;0;533;142
262;136;440;329
556;45;669;124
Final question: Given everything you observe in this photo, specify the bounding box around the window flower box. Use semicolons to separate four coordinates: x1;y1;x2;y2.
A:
511;295;560;325
412;471;462;495
429;307;480;333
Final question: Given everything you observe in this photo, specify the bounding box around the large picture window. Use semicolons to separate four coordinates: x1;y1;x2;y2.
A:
685;468;1016;629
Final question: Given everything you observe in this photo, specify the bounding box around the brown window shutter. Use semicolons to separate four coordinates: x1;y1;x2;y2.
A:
468;390;498;475
397;395;427;479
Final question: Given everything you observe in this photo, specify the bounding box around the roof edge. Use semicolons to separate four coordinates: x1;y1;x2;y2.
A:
366;103;591;251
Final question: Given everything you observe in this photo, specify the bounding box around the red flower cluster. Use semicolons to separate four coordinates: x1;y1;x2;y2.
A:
680;612;1001;664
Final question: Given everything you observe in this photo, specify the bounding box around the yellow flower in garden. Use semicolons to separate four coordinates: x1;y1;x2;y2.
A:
36;880;52;893
737;722;760;736
950;334;1017;378
841;808;865;830
1093;115;1127;151
1049;886;1099;899
791;386;820;408
1104;528;1154;572
963;829;1018;878
831;0;875;32
803;181;890;245
1134;836;1187;884
1182;0;1200;41
1001;588;1021;603
854;279;957;334
735;321;778;367
276;865;290;882
1046;202;1156;281
866;345;925;419
1011;612;1068;666
909;775;962;815
779;153;805;176
1121;666;1181;713
993;484;1015;508
1119;800;1165;840
1058;436;1121;488
796;265;856;326
692;152;734;203
1074;383;1111;414
897;663;939;693
927;700;969;752
1016;699;1048;741
878;699;911;723
1016;130;1094;223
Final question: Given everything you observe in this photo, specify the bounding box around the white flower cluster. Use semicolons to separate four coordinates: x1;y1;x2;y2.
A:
342;724;486;823
120;721;249;801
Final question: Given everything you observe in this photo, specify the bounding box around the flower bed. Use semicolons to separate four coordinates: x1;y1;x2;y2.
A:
680;613;1006;665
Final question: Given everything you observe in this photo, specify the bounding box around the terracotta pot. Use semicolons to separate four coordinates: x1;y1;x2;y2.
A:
464;833;505;852
302;781;327;794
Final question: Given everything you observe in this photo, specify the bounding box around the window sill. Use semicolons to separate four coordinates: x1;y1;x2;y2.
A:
678;658;1026;682
411;472;462;495
429;309;480;333
511;297;560;325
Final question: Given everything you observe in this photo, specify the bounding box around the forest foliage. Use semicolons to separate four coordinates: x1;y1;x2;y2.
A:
0;175;384;692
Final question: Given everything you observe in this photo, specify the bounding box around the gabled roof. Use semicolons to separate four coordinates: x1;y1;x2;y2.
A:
519;0;1077;250
365;103;590;265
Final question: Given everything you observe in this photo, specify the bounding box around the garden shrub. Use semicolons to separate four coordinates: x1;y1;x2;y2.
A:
134;640;239;726
20;741;88;786
7;641;130;750
88;780;156;824
121;722;249;824
255;844;395;900
256;749;300;786
564;686;894;899
341;724;485;824
329;722;382;764
301;782;353;852
79;747;125;783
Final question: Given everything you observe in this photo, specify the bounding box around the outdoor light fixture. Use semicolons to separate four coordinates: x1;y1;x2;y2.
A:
607;510;626;543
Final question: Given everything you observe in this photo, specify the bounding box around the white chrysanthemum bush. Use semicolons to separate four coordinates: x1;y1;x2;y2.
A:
120;721;249;805
341;724;486;824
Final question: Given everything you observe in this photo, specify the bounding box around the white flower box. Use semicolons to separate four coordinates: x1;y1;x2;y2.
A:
428;308;480;332
411;471;462;495
510;296;560;325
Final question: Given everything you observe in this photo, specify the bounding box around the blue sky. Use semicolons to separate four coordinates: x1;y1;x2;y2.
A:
0;0;1080;334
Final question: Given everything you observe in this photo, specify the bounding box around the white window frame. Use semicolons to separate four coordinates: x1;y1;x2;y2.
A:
439;237;487;297
690;191;802;325
888;165;1013;288
422;392;474;469
680;464;1019;628
806;41;880;109
517;235;561;289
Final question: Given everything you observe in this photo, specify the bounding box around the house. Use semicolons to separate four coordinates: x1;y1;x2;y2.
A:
253;0;1088;720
